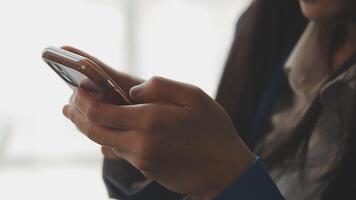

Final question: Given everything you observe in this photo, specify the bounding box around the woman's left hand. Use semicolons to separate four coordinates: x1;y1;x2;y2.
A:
63;76;255;199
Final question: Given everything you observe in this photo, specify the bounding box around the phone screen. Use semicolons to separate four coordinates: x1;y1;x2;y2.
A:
47;61;88;89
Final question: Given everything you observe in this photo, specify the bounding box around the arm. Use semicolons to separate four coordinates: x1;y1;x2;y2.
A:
103;157;285;200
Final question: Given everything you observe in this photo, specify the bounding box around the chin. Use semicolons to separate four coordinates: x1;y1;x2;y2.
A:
299;0;351;21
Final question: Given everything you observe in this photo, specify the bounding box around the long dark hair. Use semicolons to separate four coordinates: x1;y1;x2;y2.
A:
216;0;356;199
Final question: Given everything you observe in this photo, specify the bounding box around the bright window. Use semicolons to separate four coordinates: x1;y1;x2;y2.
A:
0;0;249;199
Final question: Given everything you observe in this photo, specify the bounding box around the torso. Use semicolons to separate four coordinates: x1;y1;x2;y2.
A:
256;22;356;200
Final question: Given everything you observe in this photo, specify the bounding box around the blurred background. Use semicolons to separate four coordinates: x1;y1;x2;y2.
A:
0;0;249;199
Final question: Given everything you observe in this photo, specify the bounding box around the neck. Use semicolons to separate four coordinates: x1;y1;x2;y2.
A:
331;22;356;71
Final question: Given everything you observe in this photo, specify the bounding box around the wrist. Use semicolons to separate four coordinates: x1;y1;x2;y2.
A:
201;140;256;200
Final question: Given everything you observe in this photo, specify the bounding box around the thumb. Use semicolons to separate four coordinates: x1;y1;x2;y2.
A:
129;76;202;105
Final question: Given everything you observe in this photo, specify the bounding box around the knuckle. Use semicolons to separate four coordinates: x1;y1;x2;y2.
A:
191;85;204;95
68;110;77;123
134;148;155;172
74;91;83;105
149;76;164;84
135;159;152;173
189;85;205;102
85;123;97;140
148;76;164;88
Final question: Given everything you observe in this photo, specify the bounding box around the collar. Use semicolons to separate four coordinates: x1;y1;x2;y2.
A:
284;22;356;102
284;22;330;102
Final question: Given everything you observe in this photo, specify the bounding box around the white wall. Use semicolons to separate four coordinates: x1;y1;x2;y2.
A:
127;0;249;96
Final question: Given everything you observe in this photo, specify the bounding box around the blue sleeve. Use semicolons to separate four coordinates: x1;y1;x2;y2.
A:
103;158;183;200
104;176;183;200
214;157;284;200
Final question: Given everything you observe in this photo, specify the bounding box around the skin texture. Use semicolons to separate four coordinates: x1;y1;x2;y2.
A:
62;47;255;199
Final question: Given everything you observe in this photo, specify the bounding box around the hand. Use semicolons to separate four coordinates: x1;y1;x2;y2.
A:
63;46;144;160
63;63;255;199
64;47;149;190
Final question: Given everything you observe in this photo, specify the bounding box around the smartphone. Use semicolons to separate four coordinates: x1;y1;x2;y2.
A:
42;47;132;105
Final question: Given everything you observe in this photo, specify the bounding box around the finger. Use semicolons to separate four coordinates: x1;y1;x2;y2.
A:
70;93;75;104
129;76;204;106
63;105;134;149
79;79;100;94
101;146;121;159
70;80;100;105
79;80;104;101
61;46;144;92
61;46;108;68
73;87;140;129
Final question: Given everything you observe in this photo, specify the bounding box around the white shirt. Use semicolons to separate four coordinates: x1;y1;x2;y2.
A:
258;22;356;200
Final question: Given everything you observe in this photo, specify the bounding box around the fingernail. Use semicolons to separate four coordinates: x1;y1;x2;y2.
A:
129;84;143;99
74;88;79;95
